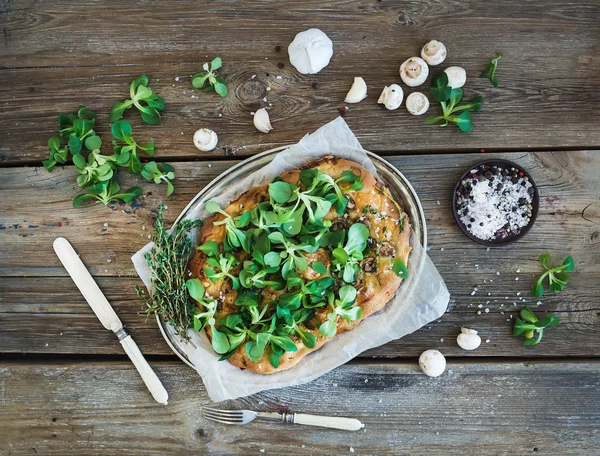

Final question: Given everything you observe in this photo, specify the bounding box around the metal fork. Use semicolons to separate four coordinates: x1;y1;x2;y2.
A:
202;407;364;431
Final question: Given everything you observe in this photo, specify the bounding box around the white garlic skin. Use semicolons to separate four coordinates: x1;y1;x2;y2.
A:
288;28;333;75
399;57;429;87
377;84;403;110
419;349;446;377
344;77;368;103
444;66;467;89
193;128;218;152
421;40;447;66
457;327;482;351
405;92;430;116
253;108;273;133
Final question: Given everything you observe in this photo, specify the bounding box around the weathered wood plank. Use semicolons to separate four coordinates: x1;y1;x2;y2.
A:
0;360;598;455
1;0;599;163
0;151;598;357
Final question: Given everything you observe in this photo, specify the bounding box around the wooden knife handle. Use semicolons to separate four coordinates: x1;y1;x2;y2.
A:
120;335;169;405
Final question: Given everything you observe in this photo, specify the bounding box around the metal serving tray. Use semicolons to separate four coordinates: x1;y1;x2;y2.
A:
157;147;427;368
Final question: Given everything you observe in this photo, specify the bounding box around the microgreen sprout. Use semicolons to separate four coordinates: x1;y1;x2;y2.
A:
112;120;155;173
110;75;165;124
204;252;241;290
512;305;560;346
331;223;370;283
205;201;251;252
141;162;175;196
186;279;230;354
480;51;503;87
319;286;362;337
532;253;574;297
192;57;228;97
72;179;141;208
426;71;483;132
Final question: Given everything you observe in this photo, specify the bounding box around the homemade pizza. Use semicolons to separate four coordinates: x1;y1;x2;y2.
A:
187;155;411;374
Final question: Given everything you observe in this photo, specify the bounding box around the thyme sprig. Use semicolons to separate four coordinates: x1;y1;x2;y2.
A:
136;205;202;338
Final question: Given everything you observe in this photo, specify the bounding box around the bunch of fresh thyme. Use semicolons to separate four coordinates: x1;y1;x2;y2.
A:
136;205;202;338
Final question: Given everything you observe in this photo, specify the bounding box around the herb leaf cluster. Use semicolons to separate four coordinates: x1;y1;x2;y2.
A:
43;77;175;208
189;168;408;368
191;57;228;97
110;75;165;124
513;305;560;346
481;51;503;87
426;72;483;132
532;253;574;297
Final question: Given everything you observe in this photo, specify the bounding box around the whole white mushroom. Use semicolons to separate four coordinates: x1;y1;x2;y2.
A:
193;128;218;152
457;327;482;351
419;349;446;377
344;77;368;103
377;84;403;110
444;66;467;89
253;108;273;133
405;92;430;115
288;28;333;75
399;57;429;87
421;40;447;66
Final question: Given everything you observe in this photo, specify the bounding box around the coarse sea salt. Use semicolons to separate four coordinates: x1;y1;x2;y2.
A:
456;166;534;240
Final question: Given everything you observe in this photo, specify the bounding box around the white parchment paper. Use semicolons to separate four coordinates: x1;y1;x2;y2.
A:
133;117;450;402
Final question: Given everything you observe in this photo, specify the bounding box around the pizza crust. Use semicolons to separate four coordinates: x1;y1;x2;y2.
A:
187;156;411;374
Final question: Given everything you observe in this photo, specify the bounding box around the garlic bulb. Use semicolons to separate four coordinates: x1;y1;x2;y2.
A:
399;57;429;87
419;349;446;377
444;66;467;88
344;77;367;103
377;84;403;110
406;92;430;116
288;28;333;75
253;108;273;133
421;40;447;66
457;327;481;351
193;128;218;152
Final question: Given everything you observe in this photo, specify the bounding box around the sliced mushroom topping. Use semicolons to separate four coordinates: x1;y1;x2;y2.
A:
360;257;377;273
330;220;348;232
379;241;396;257
346;196;356;211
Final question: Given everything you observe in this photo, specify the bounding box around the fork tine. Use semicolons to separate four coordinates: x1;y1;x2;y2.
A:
202;414;245;426
202;409;245;422
202;406;244;416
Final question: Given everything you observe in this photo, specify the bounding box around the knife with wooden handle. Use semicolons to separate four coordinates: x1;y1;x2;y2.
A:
53;237;169;405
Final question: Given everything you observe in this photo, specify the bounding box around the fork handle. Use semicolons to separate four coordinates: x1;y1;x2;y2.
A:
292;413;364;431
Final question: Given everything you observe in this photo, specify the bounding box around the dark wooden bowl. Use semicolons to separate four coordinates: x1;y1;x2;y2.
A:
452;159;540;247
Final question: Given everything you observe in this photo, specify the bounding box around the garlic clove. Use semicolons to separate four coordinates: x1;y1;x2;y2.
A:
457;327;482;351
253;108;273;133
419;349;446;377
377;84;403;110
399;57;429;87
193;128;218;152
288;28;333;75
444;66;467;88
421;40;447;66
344;77;368;103
405;92;430;116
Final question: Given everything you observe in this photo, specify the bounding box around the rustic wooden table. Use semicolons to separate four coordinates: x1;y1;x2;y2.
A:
1;1;599;454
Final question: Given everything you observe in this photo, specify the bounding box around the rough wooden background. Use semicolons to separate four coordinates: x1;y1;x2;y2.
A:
1;0;599;454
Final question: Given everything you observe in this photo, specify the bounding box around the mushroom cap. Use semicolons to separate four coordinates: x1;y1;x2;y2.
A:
253;108;273;133
399;57;429;87
406;92;430;115
344;77;368;104
444;66;467;88
457;331;482;351
193;128;218;152
421;40;447;66
288;28;333;75
377;84;403;110
419;349;446;377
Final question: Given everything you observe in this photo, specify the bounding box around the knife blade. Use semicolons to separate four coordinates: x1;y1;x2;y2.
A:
53;237;169;405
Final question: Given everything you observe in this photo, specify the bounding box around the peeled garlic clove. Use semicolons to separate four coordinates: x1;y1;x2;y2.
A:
406;92;430;116
419;349;446;377
344;77;367;103
377;84;403;110
421;40;447;66
288;28;333;75
193;128;218;152
253;108;273;133
399;57;429;87
444;66;467;88
457;327;482;351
